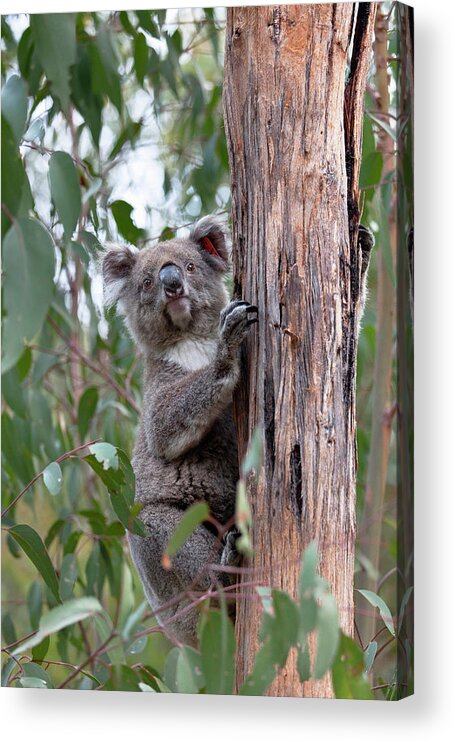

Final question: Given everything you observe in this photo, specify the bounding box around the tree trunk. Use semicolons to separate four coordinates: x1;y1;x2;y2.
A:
223;3;376;698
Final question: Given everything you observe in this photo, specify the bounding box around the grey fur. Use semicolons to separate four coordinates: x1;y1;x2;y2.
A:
102;217;257;645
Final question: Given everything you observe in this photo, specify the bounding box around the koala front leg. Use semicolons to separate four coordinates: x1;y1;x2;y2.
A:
145;300;258;460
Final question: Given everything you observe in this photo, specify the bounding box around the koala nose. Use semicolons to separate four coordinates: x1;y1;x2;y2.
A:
159;264;184;296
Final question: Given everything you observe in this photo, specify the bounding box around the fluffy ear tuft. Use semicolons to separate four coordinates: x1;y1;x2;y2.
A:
102;245;138;308
189;216;230;272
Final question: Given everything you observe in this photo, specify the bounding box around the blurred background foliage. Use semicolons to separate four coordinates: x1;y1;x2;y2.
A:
1;4;412;697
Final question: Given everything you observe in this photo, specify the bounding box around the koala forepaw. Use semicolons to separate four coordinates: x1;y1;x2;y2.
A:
220;527;241;568
220;300;258;348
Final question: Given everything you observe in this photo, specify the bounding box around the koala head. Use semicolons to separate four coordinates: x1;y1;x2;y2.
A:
102;216;230;353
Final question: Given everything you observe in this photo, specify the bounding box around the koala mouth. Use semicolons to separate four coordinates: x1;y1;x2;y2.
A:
164;287;186;301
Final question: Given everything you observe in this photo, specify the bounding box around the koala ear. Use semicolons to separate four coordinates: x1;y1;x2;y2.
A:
189;216;230;272
102;245;138;308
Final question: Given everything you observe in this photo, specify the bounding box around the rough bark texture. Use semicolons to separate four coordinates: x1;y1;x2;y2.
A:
223;3;376;697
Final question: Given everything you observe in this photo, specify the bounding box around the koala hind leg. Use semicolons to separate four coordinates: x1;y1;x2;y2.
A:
128;504;230;646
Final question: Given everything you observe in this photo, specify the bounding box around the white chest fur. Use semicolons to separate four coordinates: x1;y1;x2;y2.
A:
162;338;218;371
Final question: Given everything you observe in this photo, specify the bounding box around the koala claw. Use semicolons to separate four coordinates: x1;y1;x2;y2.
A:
220;528;241;568
220;300;258;347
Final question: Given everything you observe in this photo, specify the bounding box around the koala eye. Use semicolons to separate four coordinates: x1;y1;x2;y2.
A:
143;278;152;290
186;262;195;273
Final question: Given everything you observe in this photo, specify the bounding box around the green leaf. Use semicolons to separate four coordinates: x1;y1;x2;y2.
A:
297;637;311;682
78;387;99;439
9;524;60;604
27;581;42;630
13;597;103;655
84;448;145;536
200;609;235;695
94;610;124;665
241;427;263;477
164;646;205;694
256;585;273;613
90;24;122;114
1;74;28;146
24;118;45;144
19;676;49;689
1;657;17;687
136;10;158;36
239;642;276;696
259;590;299;666
32;635;50;662
30;14;76;111
364;640;378;673
122;600;147;640
1;366;28;418
134;32;148;86
360;151;383;191
332;634;374;700
43;462;63;496
126;633;148;656
2;218;55;373
1;117;27;237
313;594;339;679
299;540;319;594
59;553;78;601
49;151;81;240
71;44;103;149
89;441;118;470
104;665;140;692
357;589;396;636
2;613;17;646
110;200;145;244
235;480;253;556
367;111;396;142
163;502;209;564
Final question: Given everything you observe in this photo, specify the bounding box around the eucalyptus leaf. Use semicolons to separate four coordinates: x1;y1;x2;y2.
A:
313;594;339;679
2;219;55;373
59;553;78;601
43;462;63;497
364;640;378;673
357;589;395;636
163;502;209;564
30;14;76;111
13;597;103;655
49;151;81;240
200;609;235;695
9;524;60;604
89;442;118;471
1;74;28;145
332;634;374;700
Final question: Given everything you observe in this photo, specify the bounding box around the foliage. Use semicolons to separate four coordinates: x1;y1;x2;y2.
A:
1;5;410;697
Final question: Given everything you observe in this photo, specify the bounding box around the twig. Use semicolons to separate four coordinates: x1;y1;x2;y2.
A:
58;633;115;689
48;316;140;414
1;440;98;518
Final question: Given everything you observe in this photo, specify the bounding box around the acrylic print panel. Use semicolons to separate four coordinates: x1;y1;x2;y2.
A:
1;2;413;699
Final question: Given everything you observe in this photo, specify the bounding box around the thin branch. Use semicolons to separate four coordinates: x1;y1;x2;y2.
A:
1;440;99;518
48;316;140;414
58;633;115;689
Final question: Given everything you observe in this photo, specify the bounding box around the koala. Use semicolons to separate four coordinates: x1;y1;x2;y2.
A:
102;216;257;646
